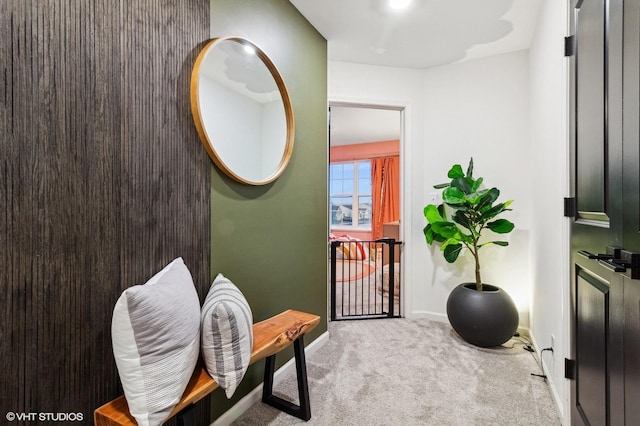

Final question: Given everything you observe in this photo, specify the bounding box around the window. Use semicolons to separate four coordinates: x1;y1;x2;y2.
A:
329;161;372;230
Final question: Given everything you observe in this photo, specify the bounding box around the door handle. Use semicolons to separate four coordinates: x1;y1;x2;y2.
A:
577;250;614;260
599;258;627;273
578;247;640;279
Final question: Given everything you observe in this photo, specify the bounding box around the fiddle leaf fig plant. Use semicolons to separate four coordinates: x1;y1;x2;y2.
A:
423;158;514;291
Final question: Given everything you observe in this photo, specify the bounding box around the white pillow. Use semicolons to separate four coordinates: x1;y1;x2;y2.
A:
201;273;253;398
111;257;200;426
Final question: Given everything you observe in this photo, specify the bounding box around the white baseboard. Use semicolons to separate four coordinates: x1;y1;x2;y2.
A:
405;310;448;322
211;331;330;426
529;331;566;425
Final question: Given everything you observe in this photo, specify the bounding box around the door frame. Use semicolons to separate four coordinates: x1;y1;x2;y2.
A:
327;98;409;319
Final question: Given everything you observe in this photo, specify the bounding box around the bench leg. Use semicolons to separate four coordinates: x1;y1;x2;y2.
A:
176;404;195;426
262;335;311;421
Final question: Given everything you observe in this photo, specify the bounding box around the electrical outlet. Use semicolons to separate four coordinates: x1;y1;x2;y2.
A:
427;192;440;205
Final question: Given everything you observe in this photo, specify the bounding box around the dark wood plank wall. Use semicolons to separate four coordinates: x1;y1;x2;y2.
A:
1;0;210;422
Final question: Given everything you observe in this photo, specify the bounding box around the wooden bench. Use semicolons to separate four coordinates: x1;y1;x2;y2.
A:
94;309;321;426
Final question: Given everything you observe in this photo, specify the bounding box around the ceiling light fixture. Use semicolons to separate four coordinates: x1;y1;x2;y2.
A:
389;0;412;10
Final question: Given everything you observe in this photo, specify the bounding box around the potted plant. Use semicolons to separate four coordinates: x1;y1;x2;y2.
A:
423;158;518;347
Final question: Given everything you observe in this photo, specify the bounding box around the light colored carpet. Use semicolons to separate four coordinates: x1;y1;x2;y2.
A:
333;278;400;318
233;318;561;426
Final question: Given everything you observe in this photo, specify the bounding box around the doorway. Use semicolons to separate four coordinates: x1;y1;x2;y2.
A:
328;103;403;320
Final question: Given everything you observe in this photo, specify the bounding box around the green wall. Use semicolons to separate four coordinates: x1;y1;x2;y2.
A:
208;0;328;420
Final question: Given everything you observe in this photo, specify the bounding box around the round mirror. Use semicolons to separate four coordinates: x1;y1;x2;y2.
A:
191;37;295;185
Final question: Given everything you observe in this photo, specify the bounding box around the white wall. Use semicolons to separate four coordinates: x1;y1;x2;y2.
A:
418;51;532;327
528;0;570;423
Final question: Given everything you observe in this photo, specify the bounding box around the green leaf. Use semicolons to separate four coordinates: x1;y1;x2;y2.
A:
424;204;444;223
476;187;499;210
441;236;465;253
471;177;483;192
466;188;489;205
479;200;513;221
443;243;463;263
487;219;515;234
451;177;472;194
433;182;450;189
426;226;447;244
423;224;434;244
478;241;509;248
433;232;447;243
448;164;464;179
432;222;459;238
452;210;472;230
466;158;474;178
442;187;466;205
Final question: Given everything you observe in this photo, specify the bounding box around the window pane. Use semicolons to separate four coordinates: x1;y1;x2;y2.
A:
358;161;371;194
330;180;343;195
359;177;371;195
330;163;356;197
330;197;353;226
329;167;342;195
343;180;354;194
329;160;371;230
358;161;371;176
329;163;344;179
358;196;372;226
343;164;354;179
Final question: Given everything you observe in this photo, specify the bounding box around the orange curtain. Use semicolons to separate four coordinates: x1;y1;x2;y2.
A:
371;156;400;240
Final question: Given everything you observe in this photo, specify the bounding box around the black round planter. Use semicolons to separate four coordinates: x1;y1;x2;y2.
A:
446;283;519;347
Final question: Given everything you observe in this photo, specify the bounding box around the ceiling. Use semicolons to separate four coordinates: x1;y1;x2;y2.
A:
288;0;542;69
330;106;401;146
289;0;542;147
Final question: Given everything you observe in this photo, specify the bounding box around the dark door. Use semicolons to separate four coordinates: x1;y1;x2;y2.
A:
621;1;640;424
569;0;640;424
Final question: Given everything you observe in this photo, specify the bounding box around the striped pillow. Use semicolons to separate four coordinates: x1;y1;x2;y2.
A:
333;234;367;260
201;273;253;398
111;257;200;426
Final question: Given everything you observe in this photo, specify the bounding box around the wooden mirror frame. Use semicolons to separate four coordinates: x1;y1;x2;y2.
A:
190;36;295;185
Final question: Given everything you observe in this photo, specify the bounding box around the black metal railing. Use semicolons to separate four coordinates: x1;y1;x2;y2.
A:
330;238;402;321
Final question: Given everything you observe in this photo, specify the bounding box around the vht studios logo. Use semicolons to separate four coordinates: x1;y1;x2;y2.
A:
6;412;84;422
